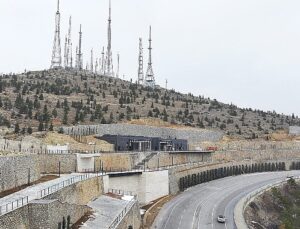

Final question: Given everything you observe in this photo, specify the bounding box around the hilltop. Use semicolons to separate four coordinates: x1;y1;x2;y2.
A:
0;68;299;139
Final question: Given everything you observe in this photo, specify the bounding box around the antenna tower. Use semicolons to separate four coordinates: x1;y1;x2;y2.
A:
138;38;144;85
105;0;114;77
50;0;62;68
116;53;120;78
64;35;68;67
101;47;105;75
77;25;83;70
90;49;94;72
95;58;99;74
145;26;155;88
66;16;72;68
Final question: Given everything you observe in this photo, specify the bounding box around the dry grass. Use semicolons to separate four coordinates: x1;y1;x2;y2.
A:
42;132;113;152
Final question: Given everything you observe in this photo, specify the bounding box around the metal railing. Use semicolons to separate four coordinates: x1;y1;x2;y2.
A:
108;188;134;196
0;196;29;216
38;173;101;198
108;198;137;229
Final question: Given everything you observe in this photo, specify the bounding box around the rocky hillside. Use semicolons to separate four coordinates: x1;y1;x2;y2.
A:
0;68;299;139
245;178;300;229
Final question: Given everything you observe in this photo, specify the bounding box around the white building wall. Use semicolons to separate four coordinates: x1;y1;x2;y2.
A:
76;154;95;172
107;170;169;204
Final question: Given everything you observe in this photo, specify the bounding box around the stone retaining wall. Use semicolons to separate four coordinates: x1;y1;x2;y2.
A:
38;154;77;174
0;154;41;193
29;199;90;229
43;176;104;205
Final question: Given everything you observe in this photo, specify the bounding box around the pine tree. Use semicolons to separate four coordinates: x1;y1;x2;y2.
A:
14;123;20;133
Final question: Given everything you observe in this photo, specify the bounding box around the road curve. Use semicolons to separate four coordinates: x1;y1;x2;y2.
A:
152;171;300;229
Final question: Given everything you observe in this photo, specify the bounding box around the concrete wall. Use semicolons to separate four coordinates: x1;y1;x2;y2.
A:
116;201;141;229
63;123;224;145
106;170;169;204
77;154;95;172
0;154;41;193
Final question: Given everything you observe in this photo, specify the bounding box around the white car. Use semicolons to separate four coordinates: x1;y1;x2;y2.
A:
217;215;226;223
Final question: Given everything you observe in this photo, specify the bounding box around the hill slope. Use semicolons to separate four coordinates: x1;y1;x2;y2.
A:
0;68;299;139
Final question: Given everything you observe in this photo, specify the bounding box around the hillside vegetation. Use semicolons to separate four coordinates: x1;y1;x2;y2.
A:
245;178;300;229
0;68;299;139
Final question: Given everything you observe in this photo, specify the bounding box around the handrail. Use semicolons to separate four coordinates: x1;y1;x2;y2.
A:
108;198;137;229
0;196;29;216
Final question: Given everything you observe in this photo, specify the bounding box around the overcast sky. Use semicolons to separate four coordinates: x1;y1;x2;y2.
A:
0;0;300;116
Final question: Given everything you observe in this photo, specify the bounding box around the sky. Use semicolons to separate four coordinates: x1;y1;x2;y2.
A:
0;0;300;116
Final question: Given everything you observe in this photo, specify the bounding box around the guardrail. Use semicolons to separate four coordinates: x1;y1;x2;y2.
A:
38;173;101;198
0;196;29;216
108;198;137;229
234;176;300;229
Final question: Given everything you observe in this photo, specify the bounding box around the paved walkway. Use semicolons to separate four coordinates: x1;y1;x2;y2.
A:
0;173;98;216
81;195;131;229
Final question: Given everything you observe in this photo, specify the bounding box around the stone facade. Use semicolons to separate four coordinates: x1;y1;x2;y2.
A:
0;204;30;229
38;154;77;174
29;199;90;229
0;154;41;193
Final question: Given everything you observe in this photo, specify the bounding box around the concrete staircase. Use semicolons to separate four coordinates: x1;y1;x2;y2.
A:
133;152;157;170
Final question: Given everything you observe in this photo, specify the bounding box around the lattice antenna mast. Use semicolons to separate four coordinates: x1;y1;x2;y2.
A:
105;0;114;77
165;79;168;89
66;16;72;68
95;58;99;74
70;42;73;67
64;35;67;67
116;53;120;78
51;0;62;68
138;38;144;85
101;47;105;75
90;49;94;72
75;46;78;69
145;26;155;88
77;25;83;70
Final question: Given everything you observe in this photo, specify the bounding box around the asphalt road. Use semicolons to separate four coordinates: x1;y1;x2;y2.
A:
152;171;300;229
